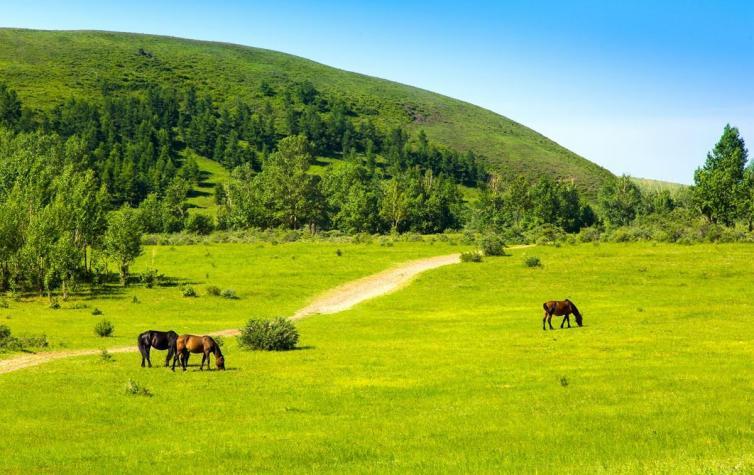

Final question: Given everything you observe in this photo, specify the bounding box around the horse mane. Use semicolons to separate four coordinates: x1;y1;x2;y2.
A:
565;299;581;317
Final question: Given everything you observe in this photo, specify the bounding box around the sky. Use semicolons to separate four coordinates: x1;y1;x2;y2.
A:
3;0;753;184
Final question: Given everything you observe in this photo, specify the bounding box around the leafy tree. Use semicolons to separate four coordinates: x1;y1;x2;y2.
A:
693;124;749;226
599;175;643;227
0;84;21;130
254;135;324;229
104;207;143;286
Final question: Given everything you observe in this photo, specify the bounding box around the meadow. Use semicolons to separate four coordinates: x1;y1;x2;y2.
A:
1;242;753;473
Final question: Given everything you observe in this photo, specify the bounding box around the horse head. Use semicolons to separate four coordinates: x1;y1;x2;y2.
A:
215;353;225;370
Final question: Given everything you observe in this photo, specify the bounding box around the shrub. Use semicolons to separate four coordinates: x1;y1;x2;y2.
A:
186;213;215;235
91;307;103;316
181;285;197;298
100;349;114;362
206;285;221;296
48;298;61;309
69;302;88;309
524;256;542;268
140;268;161;288
238;317;299;351
131;296;140;304
221;289;238;300
460;251;483;263
335;249;342;256
0;324;11;340
19;335;48;348
480;234;506;256
94;319;114;337
125;379;152;397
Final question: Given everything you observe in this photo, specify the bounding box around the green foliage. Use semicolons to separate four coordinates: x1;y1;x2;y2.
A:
91;307;103;316
460;251;483;263
693;125;749;226
524;256;542;267
100;349;114;362
104;207;143;286
480;234;506;256
205;285;221;296
599;175;643;227
221;289;238;300
94;319;114;337
185;213;214;235
238;317;299;351
181;285;197;298
125;379;152;397
140;268;161;288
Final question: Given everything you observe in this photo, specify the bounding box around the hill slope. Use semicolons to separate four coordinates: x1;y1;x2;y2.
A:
0;28;614;194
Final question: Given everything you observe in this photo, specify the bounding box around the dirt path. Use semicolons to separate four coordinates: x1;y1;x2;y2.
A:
0;253;461;374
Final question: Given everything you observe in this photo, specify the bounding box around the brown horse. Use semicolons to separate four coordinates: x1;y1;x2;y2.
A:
542;299;583;330
172;334;225;371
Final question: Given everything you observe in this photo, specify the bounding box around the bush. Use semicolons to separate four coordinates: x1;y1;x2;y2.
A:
524;256;542;268
480;234;506;256
0;298;8;309
206;285;221;296
186;213;215;235
125;379;152;397
91;307;103;316
19;335;48;348
221;289;238;300
460;251;483;263
140;268;161;288
238;317;299;351
181;285;197;298
0;324;11;341
100;349;114;362
0;325;21;352
94;319;114;337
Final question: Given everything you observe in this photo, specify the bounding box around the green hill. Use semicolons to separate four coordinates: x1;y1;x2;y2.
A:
0;28;614;195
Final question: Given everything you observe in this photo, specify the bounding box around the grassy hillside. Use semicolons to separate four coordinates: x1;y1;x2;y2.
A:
632;177;687;194
0;28;614;195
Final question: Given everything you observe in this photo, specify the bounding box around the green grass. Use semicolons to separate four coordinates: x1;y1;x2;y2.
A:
0;240;464;352
0;28;614;196
184;151;230;216
1;242;752;472
632;177;687;194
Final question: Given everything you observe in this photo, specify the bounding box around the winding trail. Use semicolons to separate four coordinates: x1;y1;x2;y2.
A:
0;253;461;375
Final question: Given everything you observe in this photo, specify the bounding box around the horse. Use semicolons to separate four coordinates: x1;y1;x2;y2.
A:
137;330;178;367
172;334;225;371
542;299;583;330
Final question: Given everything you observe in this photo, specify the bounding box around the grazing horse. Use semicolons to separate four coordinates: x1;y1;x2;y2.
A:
542;299;583;330
172;334;225;371
138;330;178;367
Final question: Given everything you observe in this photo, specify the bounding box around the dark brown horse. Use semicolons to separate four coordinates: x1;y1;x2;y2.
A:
172;334;225;371
542;299;582;330
138;330;178;367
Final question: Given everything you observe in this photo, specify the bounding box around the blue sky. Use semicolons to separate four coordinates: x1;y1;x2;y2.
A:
4;0;753;183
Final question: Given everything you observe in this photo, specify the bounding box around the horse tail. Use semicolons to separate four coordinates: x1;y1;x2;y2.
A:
137;331;148;352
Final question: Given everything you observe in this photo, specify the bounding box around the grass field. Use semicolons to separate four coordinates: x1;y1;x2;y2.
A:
0;239;464;352
1;242;753;473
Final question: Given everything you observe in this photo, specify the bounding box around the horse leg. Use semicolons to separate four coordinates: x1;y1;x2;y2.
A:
548;314;554;330
165;347;173;367
560;315;566;329
543;312;548;331
145;346;152;368
182;350;189;371
566;314;571;328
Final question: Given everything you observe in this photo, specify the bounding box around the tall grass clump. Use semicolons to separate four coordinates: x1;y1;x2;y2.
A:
238;317;298;351
460;251;483;263
94;319;114;337
125;379;152;397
